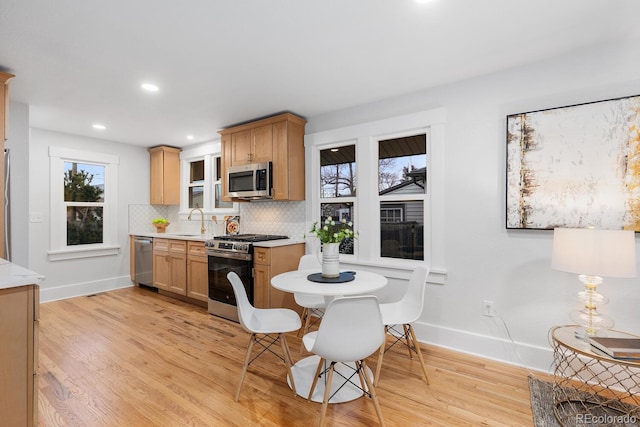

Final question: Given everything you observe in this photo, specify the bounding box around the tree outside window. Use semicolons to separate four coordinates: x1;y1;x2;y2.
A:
64;162;105;245
320;145;356;254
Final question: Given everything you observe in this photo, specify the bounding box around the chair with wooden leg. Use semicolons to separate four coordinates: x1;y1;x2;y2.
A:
303;295;386;427
294;254;325;353
226;271;301;401
374;265;430;387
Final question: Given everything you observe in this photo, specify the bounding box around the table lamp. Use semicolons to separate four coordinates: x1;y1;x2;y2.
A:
551;227;636;337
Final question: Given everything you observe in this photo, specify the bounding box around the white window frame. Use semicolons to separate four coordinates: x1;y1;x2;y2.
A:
305;109;446;284
49;147;120;261
179;142;238;218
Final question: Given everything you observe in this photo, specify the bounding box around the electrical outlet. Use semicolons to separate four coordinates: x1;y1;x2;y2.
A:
482;300;495;317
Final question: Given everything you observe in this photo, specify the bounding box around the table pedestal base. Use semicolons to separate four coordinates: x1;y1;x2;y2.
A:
289;355;372;403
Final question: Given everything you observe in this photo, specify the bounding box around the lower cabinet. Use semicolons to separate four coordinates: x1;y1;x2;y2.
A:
0;284;39;427
153;238;186;294
253;243;304;310
186;241;208;302
152;239;208;303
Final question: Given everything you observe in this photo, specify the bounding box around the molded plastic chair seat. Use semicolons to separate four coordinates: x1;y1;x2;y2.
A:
304;295;386;426
374;265;430;387
227;271;301;402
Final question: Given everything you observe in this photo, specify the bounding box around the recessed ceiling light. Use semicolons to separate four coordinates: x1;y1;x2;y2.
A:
330;148;339;152
92;124;106;130
141;83;159;92
186;135;194;140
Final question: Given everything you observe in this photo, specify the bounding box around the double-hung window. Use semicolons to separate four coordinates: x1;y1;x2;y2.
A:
49;147;119;260
180;144;236;216
319;144;356;255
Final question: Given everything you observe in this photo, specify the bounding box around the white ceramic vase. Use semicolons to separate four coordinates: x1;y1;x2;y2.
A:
320;242;340;278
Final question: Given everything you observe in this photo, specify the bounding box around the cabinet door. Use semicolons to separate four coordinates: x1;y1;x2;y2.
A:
0;285;36;427
152;251;171;290
187;255;208;302
168;252;187;295
253;264;270;308
268;244;305;310
250;124;273;163
149;146;180;205
231;130;252;165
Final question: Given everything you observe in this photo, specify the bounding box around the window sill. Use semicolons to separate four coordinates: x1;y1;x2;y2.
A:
48;245;120;261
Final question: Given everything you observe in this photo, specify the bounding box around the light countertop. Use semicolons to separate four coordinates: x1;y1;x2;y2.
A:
130;232;213;241
130;233;305;247
0;259;44;290
252;239;305;248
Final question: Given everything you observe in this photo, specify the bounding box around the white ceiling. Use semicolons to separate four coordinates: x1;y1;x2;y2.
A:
1;0;639;148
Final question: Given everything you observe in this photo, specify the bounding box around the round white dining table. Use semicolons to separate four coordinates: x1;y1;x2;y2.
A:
271;268;388;304
271;268;388;403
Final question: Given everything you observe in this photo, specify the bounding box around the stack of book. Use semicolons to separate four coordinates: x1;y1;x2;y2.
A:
590;337;640;360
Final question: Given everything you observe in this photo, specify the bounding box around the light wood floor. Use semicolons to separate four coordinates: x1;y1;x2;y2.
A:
37;286;546;426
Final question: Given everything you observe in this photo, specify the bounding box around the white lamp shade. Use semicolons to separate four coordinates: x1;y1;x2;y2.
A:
551;228;637;278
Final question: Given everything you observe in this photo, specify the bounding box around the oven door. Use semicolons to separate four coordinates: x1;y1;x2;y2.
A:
208;252;253;308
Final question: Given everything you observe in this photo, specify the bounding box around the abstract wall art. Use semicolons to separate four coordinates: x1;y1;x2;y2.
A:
506;95;640;230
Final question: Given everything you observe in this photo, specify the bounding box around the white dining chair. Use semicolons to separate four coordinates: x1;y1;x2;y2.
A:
374;265;430;387
303;295;385;427
294;254;325;350
226;271;301;401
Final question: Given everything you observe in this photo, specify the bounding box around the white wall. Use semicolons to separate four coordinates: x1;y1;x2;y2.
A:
307;39;640;371
28;128;149;302
6;101;30;265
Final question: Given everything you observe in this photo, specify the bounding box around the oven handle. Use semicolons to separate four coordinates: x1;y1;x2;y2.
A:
207;250;252;262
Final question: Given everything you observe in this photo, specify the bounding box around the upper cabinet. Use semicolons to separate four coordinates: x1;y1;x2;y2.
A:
149;145;181;205
0;72;14;260
0;72;13;142
229;124;273;165
219;113;306;201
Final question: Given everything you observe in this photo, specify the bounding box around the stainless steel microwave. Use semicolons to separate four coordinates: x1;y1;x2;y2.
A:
227;162;272;199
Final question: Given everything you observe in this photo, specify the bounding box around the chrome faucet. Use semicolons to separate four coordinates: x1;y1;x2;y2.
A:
187;207;206;234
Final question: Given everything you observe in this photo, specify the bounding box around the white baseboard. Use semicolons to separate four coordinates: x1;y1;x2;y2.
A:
412;321;554;374
39;276;134;303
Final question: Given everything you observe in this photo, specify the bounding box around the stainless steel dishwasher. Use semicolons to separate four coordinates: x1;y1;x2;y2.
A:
133;236;153;286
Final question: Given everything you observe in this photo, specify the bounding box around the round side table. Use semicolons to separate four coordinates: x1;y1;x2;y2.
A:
550;325;640;426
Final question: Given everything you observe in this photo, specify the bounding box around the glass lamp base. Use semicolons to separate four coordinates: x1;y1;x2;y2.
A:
570;308;614;337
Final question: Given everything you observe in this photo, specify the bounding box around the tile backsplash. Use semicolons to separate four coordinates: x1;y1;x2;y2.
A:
128;204;181;234
129;201;307;239
238;200;306;239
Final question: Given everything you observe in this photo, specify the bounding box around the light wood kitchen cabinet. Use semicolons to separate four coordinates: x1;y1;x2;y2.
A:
253;243;304;310
0;284;39;427
186;241;208;302
0;72;14;260
219;113;306;201
152;238;187;295
229;124;273;165
149;145;181;205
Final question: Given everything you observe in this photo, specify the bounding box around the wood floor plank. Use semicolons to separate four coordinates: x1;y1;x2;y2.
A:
37;286;543;426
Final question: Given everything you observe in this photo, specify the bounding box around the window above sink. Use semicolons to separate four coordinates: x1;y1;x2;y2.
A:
179;143;238;219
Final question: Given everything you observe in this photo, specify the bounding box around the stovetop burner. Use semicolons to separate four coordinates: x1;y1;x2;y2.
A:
213;234;289;242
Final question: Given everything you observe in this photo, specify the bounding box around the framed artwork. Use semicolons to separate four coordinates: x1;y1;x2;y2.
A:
506;95;640;230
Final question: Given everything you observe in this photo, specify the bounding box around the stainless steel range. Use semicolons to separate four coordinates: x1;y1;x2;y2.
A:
205;234;289;321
